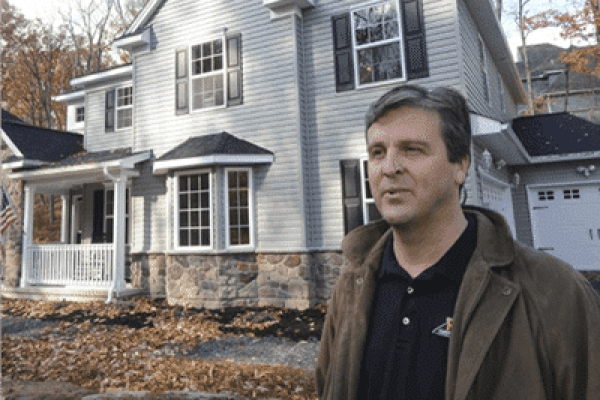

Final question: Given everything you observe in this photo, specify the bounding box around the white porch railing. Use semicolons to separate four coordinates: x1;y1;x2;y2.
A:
26;244;114;287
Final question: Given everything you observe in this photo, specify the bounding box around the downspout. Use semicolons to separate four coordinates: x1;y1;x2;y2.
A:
103;165;119;304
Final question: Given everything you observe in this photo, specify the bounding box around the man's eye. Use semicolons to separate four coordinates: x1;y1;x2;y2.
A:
406;147;423;153
370;149;384;157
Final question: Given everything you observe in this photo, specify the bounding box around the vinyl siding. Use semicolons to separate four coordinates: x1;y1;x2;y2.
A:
84;79;133;152
304;0;461;249
130;0;307;251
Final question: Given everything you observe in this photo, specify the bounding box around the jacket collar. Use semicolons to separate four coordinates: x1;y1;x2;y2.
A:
341;205;516;276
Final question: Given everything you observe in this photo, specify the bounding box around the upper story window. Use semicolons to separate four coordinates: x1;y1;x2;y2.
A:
352;2;403;87
175;34;243;114
105;85;133;132
332;0;429;93
76;106;85;122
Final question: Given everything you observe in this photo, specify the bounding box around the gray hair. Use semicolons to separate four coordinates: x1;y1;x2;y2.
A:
365;84;472;165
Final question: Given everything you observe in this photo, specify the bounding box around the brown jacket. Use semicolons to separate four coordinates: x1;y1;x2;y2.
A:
316;205;600;400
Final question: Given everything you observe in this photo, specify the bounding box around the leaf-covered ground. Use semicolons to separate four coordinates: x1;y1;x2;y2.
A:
2;296;327;399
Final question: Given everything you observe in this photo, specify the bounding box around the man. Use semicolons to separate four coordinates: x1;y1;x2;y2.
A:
316;84;600;400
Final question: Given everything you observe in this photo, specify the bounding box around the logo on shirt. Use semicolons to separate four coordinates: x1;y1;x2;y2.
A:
432;317;453;338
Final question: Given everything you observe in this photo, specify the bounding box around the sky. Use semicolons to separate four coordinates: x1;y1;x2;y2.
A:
12;0;596;61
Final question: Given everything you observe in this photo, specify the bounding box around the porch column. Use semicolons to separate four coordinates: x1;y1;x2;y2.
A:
112;172;127;293
20;184;35;288
60;194;70;244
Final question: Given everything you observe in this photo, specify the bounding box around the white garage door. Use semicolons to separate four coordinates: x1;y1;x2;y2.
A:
529;184;600;270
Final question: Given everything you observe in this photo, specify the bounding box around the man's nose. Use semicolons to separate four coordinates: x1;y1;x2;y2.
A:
382;152;404;175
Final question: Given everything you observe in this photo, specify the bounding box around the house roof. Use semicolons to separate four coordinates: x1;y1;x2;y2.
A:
158;132;274;161
511;112;600;157
1;109;84;163
41;148;141;168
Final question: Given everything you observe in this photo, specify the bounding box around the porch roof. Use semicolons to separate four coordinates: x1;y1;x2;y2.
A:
8;148;152;192
153;132;275;174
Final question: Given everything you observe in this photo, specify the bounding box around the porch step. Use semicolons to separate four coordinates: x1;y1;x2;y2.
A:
1;285;145;303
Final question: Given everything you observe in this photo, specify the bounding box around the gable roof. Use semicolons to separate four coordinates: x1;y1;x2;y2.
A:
1;109;84;164
511;112;600;157
153;132;275;174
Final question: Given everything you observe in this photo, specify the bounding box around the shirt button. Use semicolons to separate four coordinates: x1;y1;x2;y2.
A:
407;286;414;294
402;317;410;325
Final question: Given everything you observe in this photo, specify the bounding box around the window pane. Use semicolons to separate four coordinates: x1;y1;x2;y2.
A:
214;39;222;55
193;60;202;75
214;56;223;71
239;207;249;225
369;24;383;43
201;229;210;246
180;194;189;209
215;89;224;106
106;220;114;243
368;4;383;24
192;45;201;60
383;2;397;20
229;190;238;207
203;58;212;73
239;190;248;207
191;229;200;246
180;176;188;191
201;174;209;190
190;193;199;209
201;192;209;208
239;171;248;188
190;175;199;191
180;230;189;246
202;42;212;57
384;20;399;40
191;211;199;227
240;227;250;245
228;171;237;188
230;228;239;245
230;209;239;226
117;108;132;129
201;210;209;226
180;212;188;227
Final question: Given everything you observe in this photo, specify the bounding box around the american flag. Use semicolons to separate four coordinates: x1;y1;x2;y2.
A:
1;187;17;236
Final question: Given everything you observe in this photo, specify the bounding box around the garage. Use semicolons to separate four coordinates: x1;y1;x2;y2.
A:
528;183;600;271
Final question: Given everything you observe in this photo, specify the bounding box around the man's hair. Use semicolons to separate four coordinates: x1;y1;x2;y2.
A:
365;84;472;165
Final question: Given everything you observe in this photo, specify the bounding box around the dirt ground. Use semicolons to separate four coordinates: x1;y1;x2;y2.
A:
1;296;327;399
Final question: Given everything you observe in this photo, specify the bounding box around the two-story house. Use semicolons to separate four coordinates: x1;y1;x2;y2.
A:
3;0;531;308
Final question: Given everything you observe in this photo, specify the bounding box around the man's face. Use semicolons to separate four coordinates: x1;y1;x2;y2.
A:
366;106;468;227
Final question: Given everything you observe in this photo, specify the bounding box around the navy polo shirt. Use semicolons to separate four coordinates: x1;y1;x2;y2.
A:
358;213;477;400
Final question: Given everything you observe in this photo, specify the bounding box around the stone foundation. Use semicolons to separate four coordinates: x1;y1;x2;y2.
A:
129;253;167;297
165;251;343;310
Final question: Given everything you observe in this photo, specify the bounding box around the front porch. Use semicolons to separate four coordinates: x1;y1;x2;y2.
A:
4;149;152;302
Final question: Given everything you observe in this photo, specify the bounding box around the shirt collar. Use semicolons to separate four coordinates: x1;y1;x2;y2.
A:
378;213;478;284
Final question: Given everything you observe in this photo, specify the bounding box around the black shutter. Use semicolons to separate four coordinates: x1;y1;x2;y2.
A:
92;190;105;243
227;34;243;106
400;0;429;80
105;90;115;132
340;159;364;235
332;13;355;92
175;48;189;114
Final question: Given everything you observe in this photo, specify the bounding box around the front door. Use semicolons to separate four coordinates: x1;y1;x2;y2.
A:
92;190;105;243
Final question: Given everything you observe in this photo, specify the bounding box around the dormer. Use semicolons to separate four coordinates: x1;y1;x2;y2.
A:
53;90;85;133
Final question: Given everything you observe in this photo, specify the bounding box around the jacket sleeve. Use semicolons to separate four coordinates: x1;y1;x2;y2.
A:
543;275;600;399
315;277;340;399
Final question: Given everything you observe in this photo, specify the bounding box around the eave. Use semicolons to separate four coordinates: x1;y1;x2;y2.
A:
52;90;85;103
153;154;276;175
114;28;151;52
70;65;133;89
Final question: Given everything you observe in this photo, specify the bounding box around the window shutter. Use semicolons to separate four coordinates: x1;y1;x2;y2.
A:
175;48;189;114
340;159;364;235
332;13;355;92
105;90;115;132
400;0;429;80
227;34;243;106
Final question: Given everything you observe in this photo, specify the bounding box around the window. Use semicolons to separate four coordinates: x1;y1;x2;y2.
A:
225;169;253;248
175;171;212;249
360;160;382;224
332;0;428;92
563;189;580;200
105;86;133;131
104;187;131;245
76;106;85;122
538;190;555;201
175;34;242;114
351;1;404;87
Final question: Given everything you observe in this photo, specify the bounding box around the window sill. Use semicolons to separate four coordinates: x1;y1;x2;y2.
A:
167;247;256;255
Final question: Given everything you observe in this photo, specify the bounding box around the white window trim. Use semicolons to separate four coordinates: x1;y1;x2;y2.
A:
189;34;229;113
360;158;377;225
224;167;254;250
103;184;132;245
350;0;407;90
174;169;213;251
115;85;133;131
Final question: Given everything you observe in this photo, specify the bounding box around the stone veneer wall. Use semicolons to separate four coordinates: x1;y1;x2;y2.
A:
129;253;167;297
165;251;344;310
1;175;24;289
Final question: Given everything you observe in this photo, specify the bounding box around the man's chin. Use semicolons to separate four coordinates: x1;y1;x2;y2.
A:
380;210;415;227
